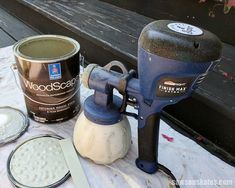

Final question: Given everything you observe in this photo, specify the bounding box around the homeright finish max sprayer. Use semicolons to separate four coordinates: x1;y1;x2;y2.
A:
73;20;222;185
13;35;81;123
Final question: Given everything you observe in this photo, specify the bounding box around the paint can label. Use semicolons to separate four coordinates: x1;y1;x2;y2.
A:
13;35;81;123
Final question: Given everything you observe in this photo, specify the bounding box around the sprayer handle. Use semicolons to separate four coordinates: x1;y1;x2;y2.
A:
136;113;160;174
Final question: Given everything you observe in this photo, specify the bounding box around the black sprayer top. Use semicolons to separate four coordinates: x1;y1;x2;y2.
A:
138;20;222;63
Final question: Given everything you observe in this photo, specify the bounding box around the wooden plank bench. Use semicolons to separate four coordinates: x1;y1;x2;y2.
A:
0;7;37;47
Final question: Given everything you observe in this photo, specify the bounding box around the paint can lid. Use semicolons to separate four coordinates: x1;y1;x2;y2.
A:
0;107;29;145
7;135;70;188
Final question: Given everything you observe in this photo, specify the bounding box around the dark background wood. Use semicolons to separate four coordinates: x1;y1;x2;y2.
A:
101;0;235;45
0;0;234;166
0;7;37;47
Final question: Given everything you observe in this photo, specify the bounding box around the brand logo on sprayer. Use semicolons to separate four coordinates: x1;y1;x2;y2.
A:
156;77;194;97
22;75;79;92
163;81;186;86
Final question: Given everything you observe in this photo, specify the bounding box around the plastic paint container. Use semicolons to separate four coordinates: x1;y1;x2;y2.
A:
13;35;81;123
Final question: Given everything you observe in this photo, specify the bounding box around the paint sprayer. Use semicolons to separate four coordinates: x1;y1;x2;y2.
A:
73;20;222;179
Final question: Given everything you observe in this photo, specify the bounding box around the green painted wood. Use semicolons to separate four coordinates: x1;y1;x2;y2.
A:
59;139;90;188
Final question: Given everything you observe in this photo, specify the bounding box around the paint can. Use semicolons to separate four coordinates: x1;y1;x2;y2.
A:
13;35;81;123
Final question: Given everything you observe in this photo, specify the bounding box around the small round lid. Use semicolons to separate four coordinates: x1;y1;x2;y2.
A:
0;107;29;145
7;135;70;188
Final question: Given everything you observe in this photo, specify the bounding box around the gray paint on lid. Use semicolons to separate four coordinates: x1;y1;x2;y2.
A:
0;107;29;145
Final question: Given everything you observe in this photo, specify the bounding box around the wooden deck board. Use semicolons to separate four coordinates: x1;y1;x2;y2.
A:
0;28;15;47
0;7;38;48
18;0;152;63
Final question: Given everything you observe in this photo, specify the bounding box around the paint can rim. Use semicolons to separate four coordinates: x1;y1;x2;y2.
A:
13;35;80;63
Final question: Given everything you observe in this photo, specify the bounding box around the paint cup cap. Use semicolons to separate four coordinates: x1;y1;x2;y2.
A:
0;107;29;145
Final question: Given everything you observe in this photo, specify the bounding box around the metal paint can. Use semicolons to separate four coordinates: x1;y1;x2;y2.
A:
13;35;81;123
